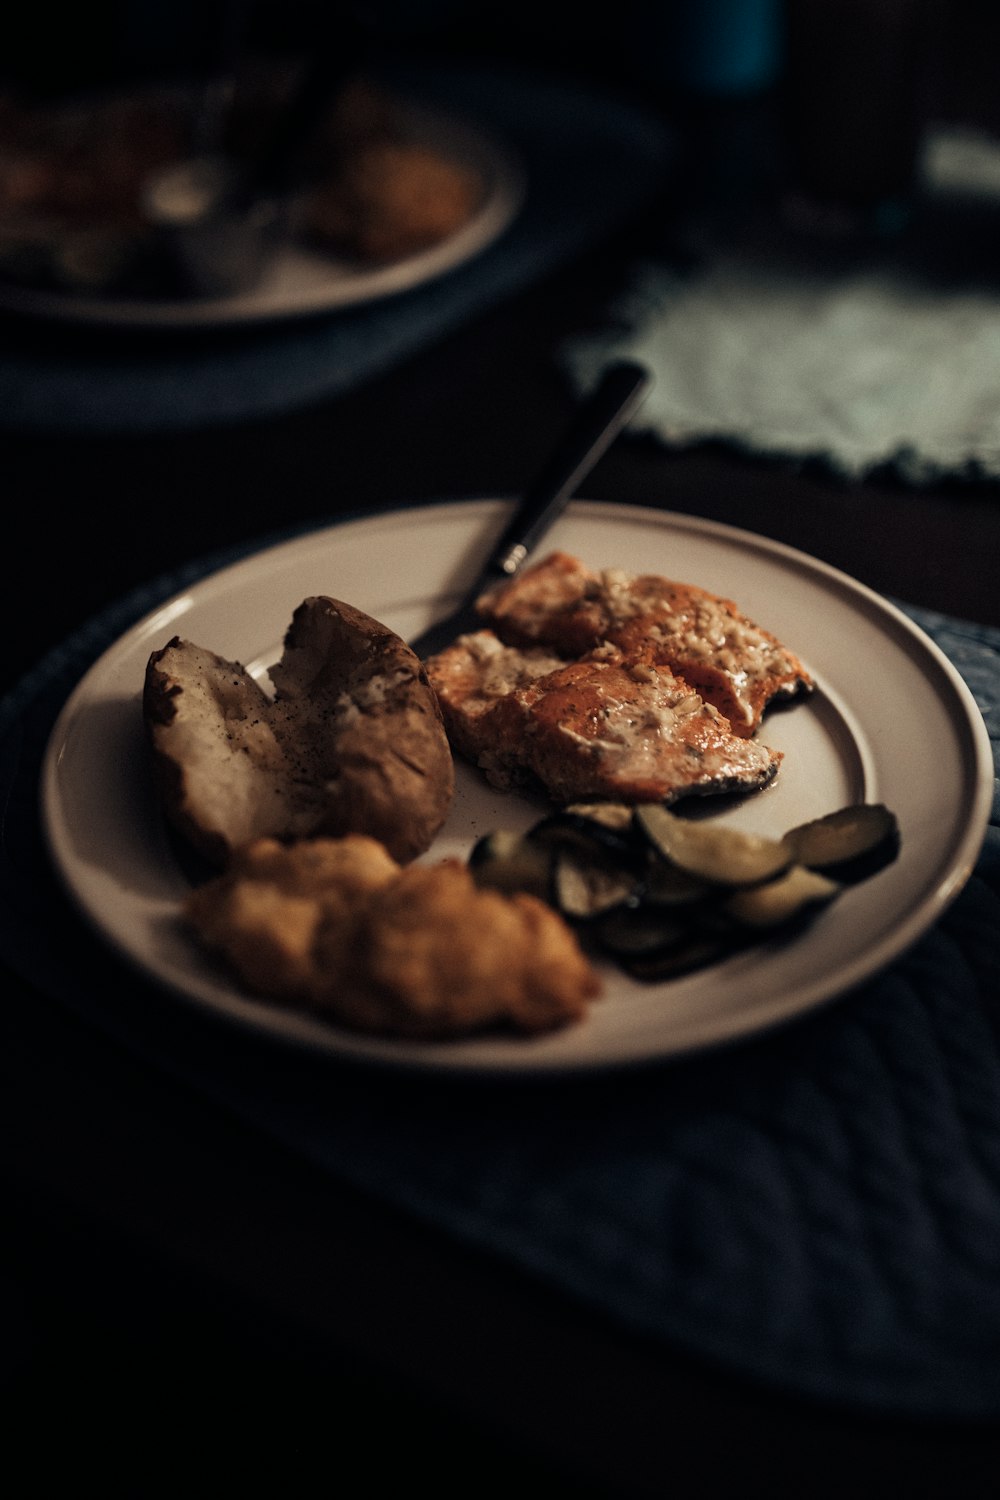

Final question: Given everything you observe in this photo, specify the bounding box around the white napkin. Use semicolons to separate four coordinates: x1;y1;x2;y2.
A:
566;126;1000;483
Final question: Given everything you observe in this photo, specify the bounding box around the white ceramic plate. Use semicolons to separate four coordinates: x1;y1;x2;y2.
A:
40;501;994;1073
0;99;525;331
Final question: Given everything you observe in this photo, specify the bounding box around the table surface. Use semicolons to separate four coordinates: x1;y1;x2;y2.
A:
4;27;1000;1499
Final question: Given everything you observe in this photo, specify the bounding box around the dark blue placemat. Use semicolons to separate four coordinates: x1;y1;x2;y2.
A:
2;526;1000;1419
0;61;673;434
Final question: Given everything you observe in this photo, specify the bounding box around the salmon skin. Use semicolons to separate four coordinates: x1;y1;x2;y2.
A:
425;551;812;806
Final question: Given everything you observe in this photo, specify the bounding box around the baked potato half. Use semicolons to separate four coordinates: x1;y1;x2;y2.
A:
143;595;454;865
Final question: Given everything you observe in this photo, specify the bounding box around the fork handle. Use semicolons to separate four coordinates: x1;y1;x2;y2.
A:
484;360;652;583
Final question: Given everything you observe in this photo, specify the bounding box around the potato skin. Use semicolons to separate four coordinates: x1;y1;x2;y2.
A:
143;597;455;866
272;596;455;864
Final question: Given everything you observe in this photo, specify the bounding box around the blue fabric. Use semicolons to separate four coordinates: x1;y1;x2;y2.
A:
2;527;999;1418
0;62;673;434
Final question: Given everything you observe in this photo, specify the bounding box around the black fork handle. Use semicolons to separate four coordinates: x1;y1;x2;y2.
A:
482;360;652;586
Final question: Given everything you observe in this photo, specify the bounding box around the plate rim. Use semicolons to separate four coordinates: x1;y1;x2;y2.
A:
39;499;996;1075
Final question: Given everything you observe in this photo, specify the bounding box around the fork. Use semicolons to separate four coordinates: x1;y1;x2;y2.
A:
408;360;651;660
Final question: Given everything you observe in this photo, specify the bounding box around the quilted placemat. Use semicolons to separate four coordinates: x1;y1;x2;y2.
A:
562;124;1000;482
0;60;673;434
2;524;999;1418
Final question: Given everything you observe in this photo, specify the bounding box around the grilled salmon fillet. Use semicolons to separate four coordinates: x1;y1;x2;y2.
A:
426;632;781;804
473;551;812;738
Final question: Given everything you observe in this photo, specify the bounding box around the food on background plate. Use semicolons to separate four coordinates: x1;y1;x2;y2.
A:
0;70;486;296
185;835;601;1038
302;136;482;263
0;86;188;293
241;71;484;262
143;595;454;867
426;550;811;806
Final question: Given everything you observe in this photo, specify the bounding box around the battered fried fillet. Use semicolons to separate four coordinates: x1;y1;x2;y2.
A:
185;835;600;1039
304;140;482;262
474;550;812;737
426;632;780;803
185;834;399;1000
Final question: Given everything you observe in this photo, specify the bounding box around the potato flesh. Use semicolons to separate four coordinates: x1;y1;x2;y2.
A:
148;641;309;854
144;597;454;865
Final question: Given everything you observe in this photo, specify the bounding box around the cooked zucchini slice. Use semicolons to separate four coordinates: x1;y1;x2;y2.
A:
621;932;739;982
552;846;643;922
724;865;840;929
531;805;638;862
564;801;635;832
642;858;713;907
468;830;552;899
634;805;792;887
782;803;899;880
468;794;899;988
592;903;693;958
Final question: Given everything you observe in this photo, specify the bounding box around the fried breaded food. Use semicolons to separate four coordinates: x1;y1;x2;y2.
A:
303;138;482;262
186;835;601;1039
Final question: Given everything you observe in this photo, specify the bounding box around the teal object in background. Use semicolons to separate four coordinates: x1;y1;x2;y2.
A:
637;0;783;96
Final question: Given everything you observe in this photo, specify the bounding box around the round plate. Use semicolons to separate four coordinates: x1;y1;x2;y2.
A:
0;98;524;331
40;501;994;1073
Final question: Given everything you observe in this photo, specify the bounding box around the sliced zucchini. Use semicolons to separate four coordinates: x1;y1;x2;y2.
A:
468;830;552;899
621;932;739;982
782;803;900;881
552;846;643;922
531;805;638;862
724;865;840;929
563;801;635;832
642;857;713;907
467;794;898;989
634;805;792;888
594;885;745;973
592;902;693;958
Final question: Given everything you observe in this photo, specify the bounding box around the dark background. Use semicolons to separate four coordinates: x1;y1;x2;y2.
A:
4;5;1000;1497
